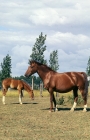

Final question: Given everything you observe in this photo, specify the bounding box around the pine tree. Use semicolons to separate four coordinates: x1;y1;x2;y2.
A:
49;50;59;71
0;54;12;80
29;32;47;64
86;56;90;76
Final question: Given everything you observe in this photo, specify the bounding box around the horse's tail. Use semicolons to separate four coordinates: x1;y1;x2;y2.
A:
81;72;88;95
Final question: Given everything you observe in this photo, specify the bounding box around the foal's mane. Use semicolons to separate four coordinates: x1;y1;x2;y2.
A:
30;60;55;72
22;80;32;91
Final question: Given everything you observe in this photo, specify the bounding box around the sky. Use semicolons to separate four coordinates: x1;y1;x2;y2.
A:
0;0;90;77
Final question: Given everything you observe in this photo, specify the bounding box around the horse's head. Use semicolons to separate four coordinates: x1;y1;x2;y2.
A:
25;61;38;77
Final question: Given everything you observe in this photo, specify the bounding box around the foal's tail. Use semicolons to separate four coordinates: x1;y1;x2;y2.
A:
81;72;88;95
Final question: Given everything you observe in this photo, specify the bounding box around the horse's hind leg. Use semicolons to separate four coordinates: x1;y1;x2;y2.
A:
80;89;87;112
70;87;78;112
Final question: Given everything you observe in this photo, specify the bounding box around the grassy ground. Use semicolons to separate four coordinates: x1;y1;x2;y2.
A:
0;89;90;140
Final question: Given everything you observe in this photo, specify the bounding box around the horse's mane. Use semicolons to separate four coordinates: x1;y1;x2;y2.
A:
30;60;55;72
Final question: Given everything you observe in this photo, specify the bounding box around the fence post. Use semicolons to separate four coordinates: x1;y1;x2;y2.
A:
40;83;43;97
56;92;59;97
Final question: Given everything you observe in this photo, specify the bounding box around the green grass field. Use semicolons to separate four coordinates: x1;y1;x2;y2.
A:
0;89;90;140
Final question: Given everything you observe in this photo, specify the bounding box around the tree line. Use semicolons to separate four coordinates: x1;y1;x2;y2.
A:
0;32;90;88
0;32;59;89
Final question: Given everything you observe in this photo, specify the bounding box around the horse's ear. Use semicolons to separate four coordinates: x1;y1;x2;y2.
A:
30;60;35;65
30;60;32;65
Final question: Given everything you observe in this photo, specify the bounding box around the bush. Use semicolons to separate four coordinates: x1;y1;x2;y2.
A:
56;95;84;106
56;96;64;105
67;95;83;105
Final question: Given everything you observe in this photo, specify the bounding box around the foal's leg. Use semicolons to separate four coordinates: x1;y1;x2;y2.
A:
21;90;24;97
2;88;7;105
19;90;23;104
71;87;78;111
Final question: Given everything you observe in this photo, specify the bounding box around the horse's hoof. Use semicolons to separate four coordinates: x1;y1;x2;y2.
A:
49;110;54;113
83;109;87;112
70;109;74;112
55;105;58;111
55;108;58;112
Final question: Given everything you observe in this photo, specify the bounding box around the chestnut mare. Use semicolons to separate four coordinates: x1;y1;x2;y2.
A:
2;78;34;104
25;60;88;112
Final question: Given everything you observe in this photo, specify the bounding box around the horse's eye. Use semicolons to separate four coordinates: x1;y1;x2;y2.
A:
31;66;34;68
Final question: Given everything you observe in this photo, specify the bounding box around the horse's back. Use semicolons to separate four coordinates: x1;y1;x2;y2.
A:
51;72;77;84
49;72;86;92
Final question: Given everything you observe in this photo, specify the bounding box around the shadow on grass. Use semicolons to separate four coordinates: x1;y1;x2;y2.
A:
11;102;38;105
41;107;71;111
41;107;90;112
58;107;90;111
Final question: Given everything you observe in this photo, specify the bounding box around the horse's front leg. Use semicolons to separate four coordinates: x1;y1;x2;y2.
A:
49;92;54;112
49;91;57;112
53;94;58;111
